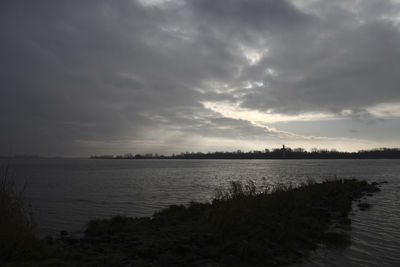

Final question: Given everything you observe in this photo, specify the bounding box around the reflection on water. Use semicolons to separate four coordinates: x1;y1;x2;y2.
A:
3;158;400;266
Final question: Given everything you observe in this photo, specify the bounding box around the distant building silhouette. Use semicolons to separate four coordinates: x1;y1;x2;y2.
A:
281;144;286;158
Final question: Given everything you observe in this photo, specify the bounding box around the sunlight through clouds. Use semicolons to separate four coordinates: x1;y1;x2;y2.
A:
202;101;336;124
368;102;400;118
238;44;269;65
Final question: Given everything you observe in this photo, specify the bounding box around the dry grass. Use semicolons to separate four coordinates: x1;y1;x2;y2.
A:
0;165;62;264
0;165;38;261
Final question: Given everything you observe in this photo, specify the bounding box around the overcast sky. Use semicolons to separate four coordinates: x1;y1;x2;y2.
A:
1;0;400;156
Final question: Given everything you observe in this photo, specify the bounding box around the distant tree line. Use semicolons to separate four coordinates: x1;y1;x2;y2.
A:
90;146;400;160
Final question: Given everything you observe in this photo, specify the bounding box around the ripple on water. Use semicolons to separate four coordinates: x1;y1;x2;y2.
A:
3;158;400;265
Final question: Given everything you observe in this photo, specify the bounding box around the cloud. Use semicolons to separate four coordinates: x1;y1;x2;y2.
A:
1;0;400;155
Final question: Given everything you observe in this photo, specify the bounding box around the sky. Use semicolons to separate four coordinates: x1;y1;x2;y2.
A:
1;0;400;156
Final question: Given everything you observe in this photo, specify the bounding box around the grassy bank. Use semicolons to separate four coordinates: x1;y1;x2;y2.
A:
54;178;381;266
0;170;382;266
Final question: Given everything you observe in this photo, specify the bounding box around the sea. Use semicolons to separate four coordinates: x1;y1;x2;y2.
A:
2;158;400;266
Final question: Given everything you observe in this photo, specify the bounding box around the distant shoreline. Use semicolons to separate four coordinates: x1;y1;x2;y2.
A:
90;156;400;160
2;147;400;160
90;147;400;160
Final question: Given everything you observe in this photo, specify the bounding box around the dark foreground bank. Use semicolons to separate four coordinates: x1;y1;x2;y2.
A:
2;179;383;266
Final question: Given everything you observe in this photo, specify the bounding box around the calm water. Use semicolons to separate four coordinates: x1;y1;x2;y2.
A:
3;159;400;266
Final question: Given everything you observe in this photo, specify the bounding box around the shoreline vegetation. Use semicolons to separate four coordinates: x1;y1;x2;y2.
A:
0;165;60;265
1;169;384;266
90;146;400;160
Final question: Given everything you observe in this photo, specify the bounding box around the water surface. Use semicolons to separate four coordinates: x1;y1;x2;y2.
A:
4;158;400;266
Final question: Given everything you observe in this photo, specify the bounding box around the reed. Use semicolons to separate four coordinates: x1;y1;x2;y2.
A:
0;165;61;265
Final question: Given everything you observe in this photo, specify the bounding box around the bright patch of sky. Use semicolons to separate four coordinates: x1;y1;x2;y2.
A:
368;102;400;118
203;101;337;123
239;45;269;65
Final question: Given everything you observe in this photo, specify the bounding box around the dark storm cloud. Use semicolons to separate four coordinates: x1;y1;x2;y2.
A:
182;0;400;115
1;0;400;155
241;18;400;115
0;0;204;154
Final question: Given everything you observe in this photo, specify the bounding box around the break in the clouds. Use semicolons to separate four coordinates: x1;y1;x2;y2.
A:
1;0;400;156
